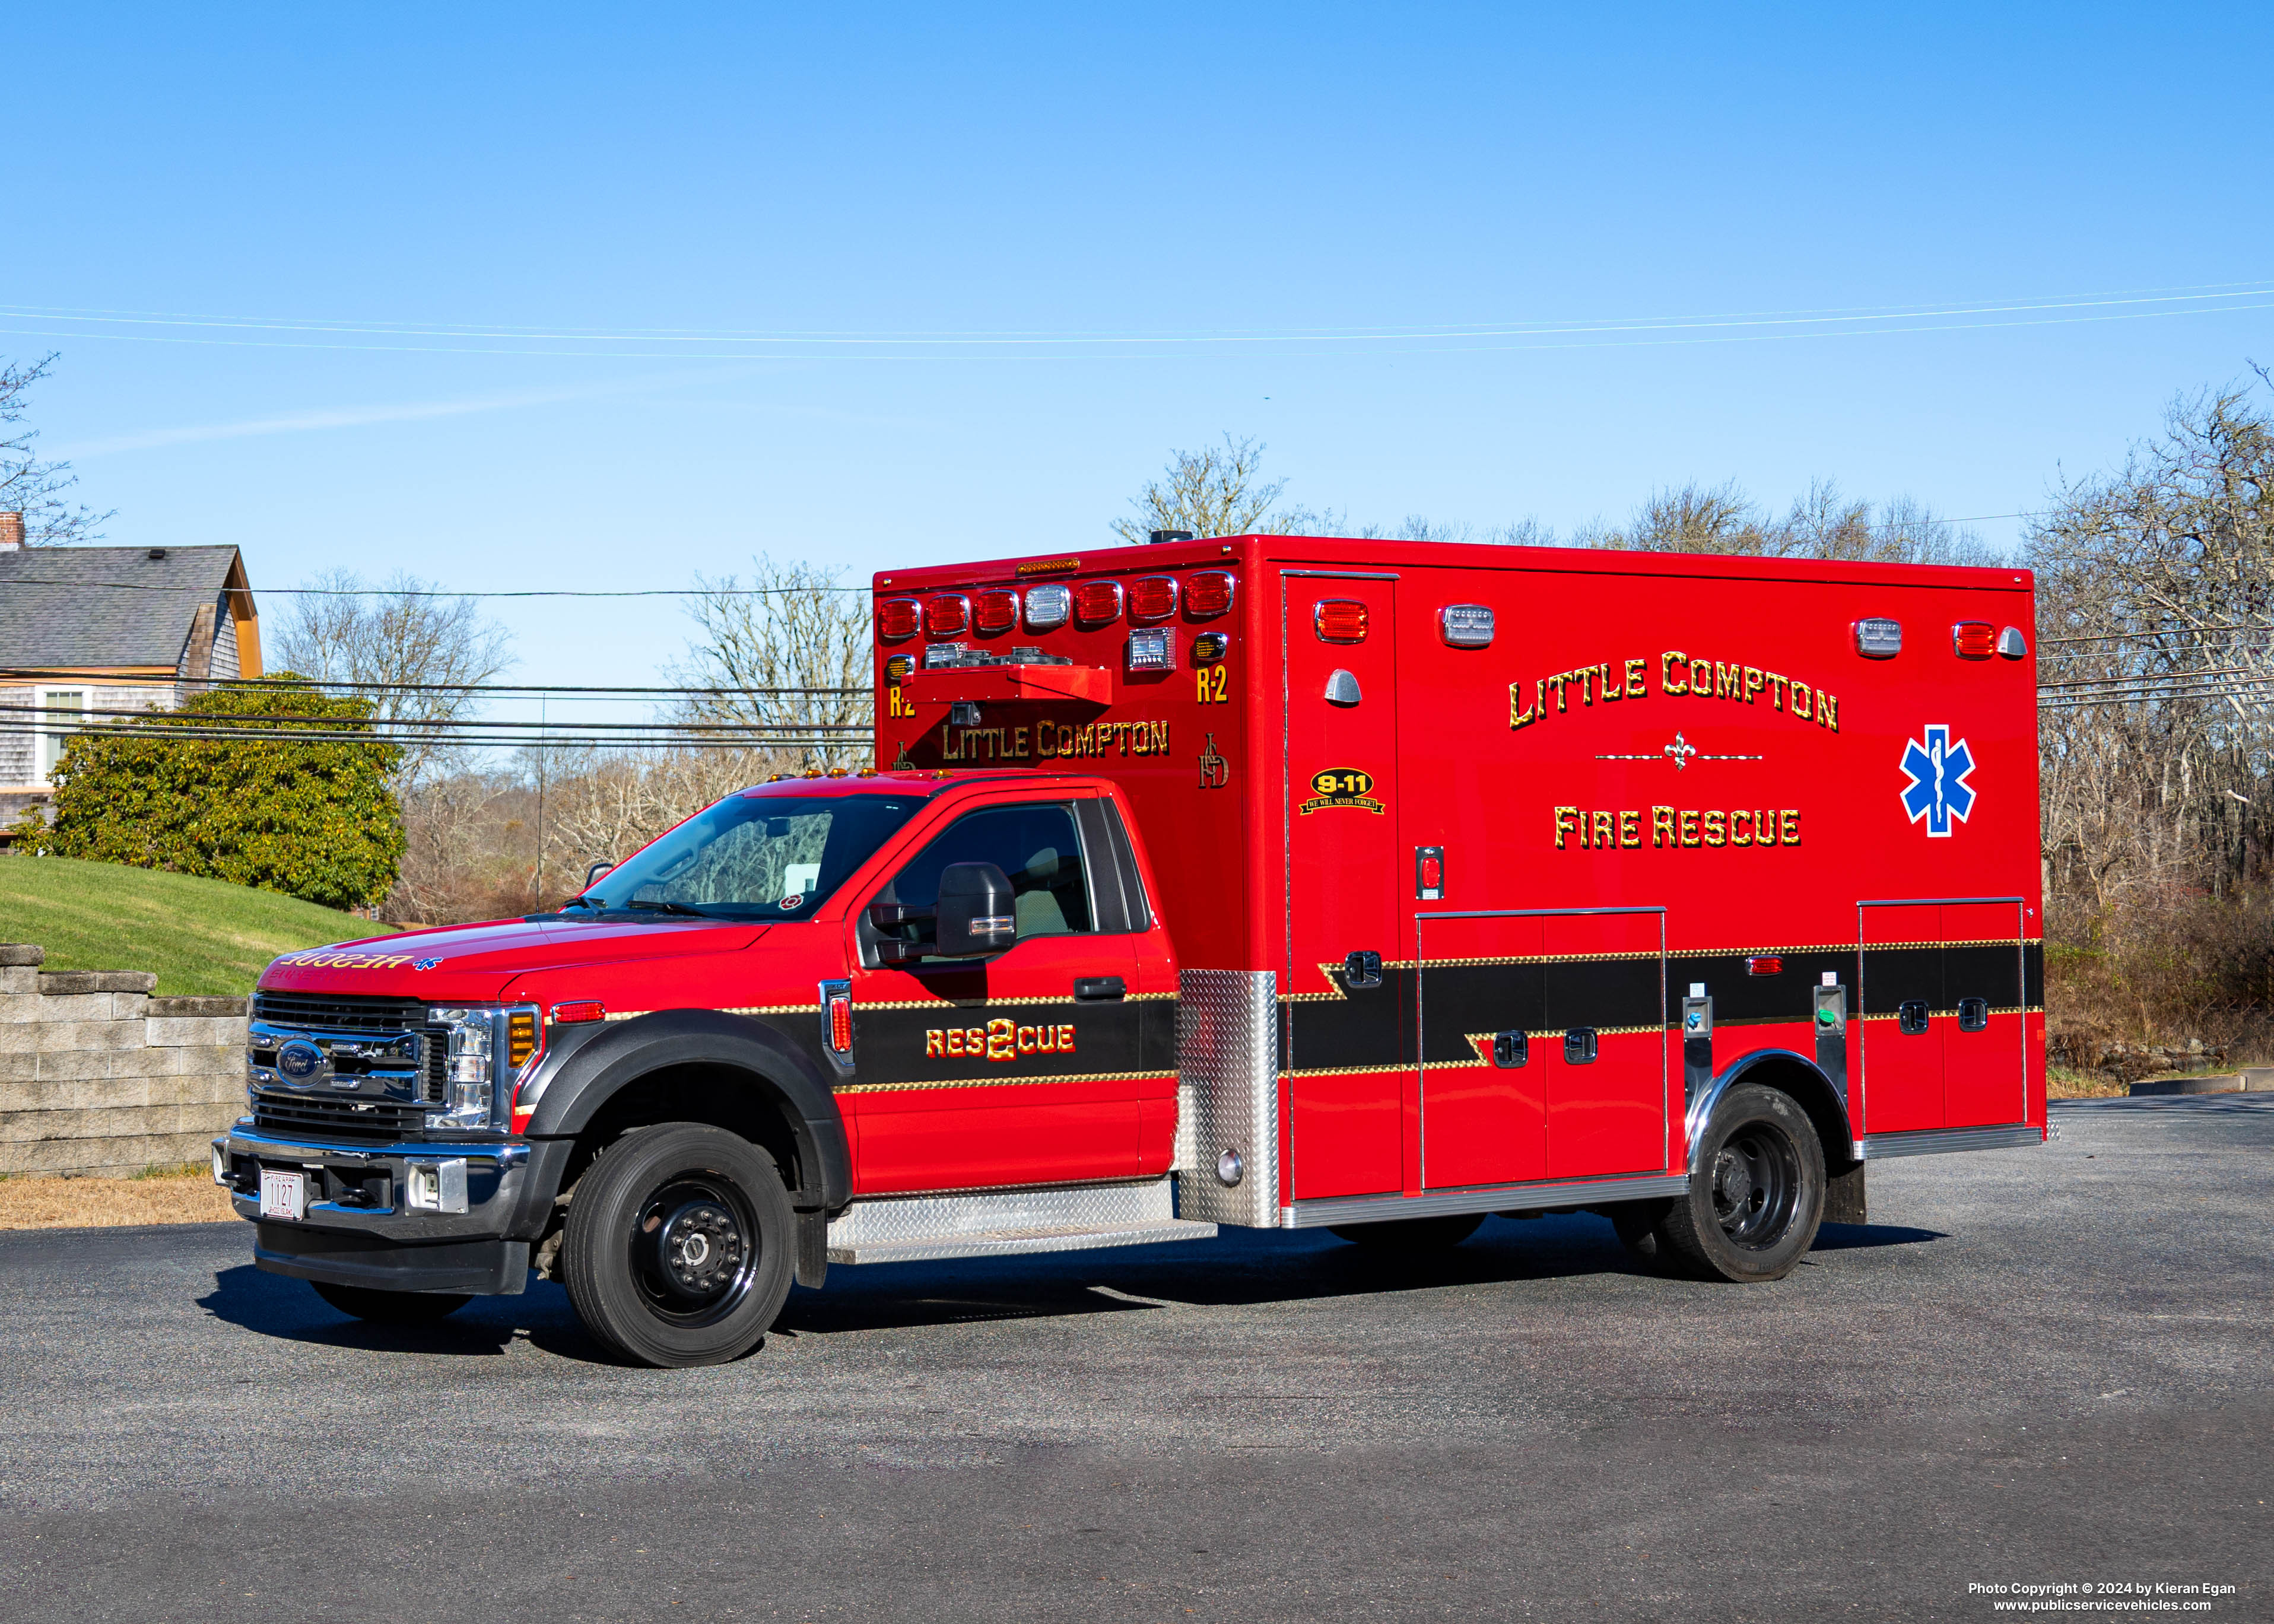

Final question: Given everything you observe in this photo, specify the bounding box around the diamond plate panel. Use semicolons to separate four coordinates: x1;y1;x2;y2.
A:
1172;968;1281;1228
828;1176;1176;1249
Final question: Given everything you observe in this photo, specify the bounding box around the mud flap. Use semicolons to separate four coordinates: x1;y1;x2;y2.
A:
796;1210;829;1289
1823;1161;1867;1225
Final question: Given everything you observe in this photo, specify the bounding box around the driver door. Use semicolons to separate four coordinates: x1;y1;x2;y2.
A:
844;797;1144;1194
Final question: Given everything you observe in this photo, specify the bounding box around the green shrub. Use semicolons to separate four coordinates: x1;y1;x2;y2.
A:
14;678;405;910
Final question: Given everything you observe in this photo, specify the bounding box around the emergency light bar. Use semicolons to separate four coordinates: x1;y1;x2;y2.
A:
923;595;970;637
1024;583;1071;629
973;589;1020;634
1075;579;1124;625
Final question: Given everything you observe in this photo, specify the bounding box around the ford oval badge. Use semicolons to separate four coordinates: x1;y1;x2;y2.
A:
277;1040;325;1082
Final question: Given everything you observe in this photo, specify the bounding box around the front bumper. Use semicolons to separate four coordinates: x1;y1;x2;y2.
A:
215;1123;570;1296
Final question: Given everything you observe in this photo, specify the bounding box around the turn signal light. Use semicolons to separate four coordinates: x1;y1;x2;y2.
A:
1952;621;1996;660
884;654;913;685
507;1010;539;1069
1074;579;1124;625
1745;957;1783;977
1315;600;1368;643
552;1000;605;1024
877;599;921;641
923;595;970;637
1128;576;1179;621
1186;571;1236;618
973;589;1020;634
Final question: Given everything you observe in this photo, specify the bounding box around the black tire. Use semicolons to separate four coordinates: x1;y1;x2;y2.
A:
1329;1213;1484;1251
561;1122;796;1368
1657;1083;1825;1282
310;1280;470;1323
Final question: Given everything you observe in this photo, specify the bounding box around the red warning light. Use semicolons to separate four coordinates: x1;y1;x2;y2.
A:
973;590;1020;634
923;595;971;637
1128;576;1179;622
1074;579;1125;625
1952;621;1996;660
1186;571;1236;618
877;599;921;641
1315;600;1368;643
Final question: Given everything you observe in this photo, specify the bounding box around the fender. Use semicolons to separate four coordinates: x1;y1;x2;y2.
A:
523;1009;852;1212
1684;1047;1856;1169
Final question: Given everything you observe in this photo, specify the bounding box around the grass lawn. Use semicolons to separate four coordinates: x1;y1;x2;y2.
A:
0;855;390;996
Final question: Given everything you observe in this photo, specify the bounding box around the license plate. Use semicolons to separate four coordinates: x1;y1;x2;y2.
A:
259;1168;307;1221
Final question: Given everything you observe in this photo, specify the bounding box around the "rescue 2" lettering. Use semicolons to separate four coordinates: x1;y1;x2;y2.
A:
925;1019;1078;1062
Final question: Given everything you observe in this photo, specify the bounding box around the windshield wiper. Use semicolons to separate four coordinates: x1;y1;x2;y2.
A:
558;895;602;911
619;899;712;919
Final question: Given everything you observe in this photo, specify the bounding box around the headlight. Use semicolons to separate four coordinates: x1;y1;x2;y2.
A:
424;1006;541;1131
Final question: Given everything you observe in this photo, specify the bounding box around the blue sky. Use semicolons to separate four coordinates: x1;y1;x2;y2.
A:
9;5;2273;707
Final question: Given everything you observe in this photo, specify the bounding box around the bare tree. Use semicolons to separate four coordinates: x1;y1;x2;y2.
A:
1605;478;1996;564
668;554;873;772
273;570;516;786
1;352;111;545
1112;434;1300;544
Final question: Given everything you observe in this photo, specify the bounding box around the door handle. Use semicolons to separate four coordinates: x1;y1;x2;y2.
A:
1074;976;1126;1002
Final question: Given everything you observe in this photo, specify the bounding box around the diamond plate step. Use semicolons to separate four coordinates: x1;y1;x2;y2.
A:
828;1216;1217;1266
825;1176;1216;1265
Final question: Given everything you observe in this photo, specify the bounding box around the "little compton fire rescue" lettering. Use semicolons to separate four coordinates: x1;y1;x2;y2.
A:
1553;806;1801;849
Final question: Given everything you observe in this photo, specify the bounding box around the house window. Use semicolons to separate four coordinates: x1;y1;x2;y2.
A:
37;689;84;784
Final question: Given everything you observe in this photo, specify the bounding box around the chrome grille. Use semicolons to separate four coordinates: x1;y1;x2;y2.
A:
250;1089;428;1143
249;992;450;1107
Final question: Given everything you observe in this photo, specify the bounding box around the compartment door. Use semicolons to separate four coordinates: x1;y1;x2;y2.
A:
1941;900;2030;1128
1859;903;1943;1133
1415;914;1546;1190
1284;576;1404;1200
1540;910;1668;1180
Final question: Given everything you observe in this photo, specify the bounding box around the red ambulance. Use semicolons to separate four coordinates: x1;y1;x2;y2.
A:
218;534;2046;1366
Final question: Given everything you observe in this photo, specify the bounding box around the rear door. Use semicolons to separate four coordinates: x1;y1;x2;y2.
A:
1540;910;1668;1179
1414;913;1547;1190
1283;574;1405;1200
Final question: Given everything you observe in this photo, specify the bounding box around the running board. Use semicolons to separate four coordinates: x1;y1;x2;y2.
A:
826;1177;1217;1265
1855;1123;2045;1159
1284;1171;1689;1230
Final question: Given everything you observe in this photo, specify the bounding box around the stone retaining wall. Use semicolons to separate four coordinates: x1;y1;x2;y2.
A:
0;945;248;1177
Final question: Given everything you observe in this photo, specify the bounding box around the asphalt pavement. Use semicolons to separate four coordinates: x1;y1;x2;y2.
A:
1;1096;2269;1622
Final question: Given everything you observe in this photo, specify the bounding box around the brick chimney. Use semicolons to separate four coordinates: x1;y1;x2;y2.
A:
0;512;23;551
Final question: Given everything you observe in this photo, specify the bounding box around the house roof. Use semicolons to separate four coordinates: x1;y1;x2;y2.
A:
0;545;253;673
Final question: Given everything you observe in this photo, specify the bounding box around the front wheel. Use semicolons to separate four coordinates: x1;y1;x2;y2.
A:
561;1123;797;1368
310;1281;469;1323
1657;1083;1824;1282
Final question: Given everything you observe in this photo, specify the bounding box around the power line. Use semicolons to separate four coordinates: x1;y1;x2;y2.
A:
0;575;869;598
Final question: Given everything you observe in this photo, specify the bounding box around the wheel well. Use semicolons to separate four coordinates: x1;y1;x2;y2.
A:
560;1062;812;1207
1722;1053;1856;1172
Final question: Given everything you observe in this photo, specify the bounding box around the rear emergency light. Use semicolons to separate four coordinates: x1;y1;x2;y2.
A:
1075;579;1125;625
1854;618;1903;659
1953;621;1996;660
1024;583;1071;629
1128;576;1179;621
973;589;1020;634
1185;571;1236;618
1126;628;1176;672
1315;600;1368;643
1439;604;1494;647
923;595;971;637
877;598;921;641
824;983;853;1053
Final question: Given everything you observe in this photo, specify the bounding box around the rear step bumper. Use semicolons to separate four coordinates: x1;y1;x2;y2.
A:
827;1177;1215;1265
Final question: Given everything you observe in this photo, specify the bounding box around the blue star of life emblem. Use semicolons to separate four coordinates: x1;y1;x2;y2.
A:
1899;724;1977;837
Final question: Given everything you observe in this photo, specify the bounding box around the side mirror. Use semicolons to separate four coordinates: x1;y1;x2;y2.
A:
584;860;615;889
933;862;1017;957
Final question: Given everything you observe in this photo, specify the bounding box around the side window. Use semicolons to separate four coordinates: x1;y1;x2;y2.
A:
888;803;1093;941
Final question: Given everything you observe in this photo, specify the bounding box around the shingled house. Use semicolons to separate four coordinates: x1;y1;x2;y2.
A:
0;512;261;828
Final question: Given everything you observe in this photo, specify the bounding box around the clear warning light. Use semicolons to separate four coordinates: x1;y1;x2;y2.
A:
1440;604;1495;647
1854;617;1903;659
1126;628;1176;671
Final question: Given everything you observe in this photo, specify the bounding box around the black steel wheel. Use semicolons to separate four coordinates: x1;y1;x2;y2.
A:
309;1281;470;1323
562;1123;796;1367
1657;1082;1824;1282
1329;1213;1484;1251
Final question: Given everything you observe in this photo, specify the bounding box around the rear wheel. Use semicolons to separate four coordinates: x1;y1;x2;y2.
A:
1329;1213;1484;1251
1657;1083;1824;1282
310;1281;469;1323
561;1123;796;1368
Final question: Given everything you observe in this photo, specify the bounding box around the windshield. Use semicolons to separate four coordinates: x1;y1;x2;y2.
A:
575;793;923;920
